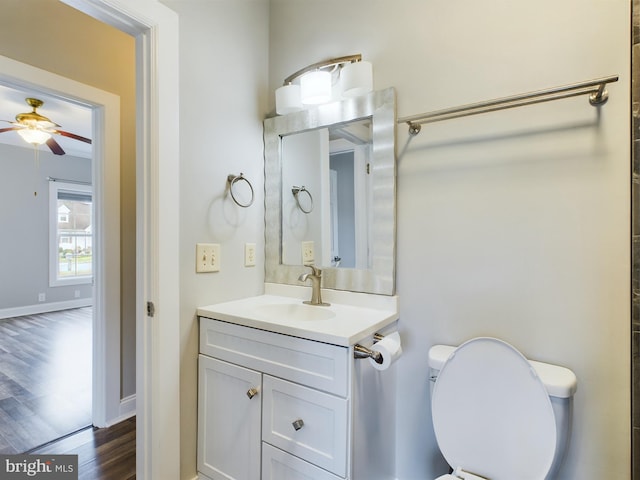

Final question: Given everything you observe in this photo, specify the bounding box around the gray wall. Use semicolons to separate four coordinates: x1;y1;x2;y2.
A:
0;143;92;311
157;1;270;477
281;130;326;265
269;1;630;478
165;0;631;478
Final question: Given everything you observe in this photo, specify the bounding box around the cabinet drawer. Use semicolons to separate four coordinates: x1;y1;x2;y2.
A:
200;317;348;396
262;375;348;477
262;443;343;480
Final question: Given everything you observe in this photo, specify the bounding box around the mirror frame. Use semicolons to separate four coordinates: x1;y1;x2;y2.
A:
264;87;396;295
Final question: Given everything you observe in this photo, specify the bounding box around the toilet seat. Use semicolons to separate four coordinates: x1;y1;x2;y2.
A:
431;337;557;480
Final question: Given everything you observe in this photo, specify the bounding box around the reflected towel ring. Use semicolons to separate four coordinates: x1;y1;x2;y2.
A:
292;185;313;214
227;173;254;208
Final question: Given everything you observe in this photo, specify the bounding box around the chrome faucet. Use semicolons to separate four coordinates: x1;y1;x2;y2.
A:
298;265;330;306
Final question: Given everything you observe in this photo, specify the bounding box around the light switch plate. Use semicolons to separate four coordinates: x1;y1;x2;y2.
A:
245;243;256;267
196;243;220;272
301;241;314;265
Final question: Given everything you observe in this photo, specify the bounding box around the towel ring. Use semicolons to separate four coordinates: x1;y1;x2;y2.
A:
292;186;313;214
227;173;254;208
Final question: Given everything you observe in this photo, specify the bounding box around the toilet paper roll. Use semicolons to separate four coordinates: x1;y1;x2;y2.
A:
368;332;403;371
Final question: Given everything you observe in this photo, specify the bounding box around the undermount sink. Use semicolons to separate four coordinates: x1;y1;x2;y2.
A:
252;303;336;321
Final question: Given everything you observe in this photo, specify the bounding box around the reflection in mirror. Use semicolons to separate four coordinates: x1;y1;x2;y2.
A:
281;118;372;269
264;87;396;295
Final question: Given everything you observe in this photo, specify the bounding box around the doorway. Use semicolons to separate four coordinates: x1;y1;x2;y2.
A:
1;0;180;475
0;55;124;433
0;82;97;452
58;1;182;478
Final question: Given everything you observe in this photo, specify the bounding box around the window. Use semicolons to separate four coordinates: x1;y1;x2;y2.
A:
49;181;93;286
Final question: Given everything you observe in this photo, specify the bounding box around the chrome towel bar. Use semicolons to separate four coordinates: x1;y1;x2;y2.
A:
398;74;619;136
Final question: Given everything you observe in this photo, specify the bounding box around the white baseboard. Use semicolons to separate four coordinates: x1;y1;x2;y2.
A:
0;299;93;320
105;394;136;427
119;394;136;418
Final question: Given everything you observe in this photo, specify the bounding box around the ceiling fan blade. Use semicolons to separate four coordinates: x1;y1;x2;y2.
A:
55;129;92;144
46;137;66;156
0;126;20;134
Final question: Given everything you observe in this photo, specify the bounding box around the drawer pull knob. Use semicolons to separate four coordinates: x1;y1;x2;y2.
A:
292;419;304;431
246;387;259;399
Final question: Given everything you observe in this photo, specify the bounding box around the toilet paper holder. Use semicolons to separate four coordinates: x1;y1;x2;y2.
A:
354;333;385;364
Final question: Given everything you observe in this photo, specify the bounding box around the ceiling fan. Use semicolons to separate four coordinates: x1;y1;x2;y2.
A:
0;97;92;155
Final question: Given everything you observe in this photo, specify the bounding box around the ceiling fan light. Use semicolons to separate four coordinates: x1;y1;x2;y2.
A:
17;127;51;146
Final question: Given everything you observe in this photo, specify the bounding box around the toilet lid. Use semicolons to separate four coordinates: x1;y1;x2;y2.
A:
431;338;556;480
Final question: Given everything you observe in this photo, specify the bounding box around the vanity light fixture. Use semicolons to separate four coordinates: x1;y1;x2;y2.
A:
300;70;332;105
341;60;373;98
275;54;373;115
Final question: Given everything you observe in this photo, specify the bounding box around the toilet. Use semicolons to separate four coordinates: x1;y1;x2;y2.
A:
428;337;577;480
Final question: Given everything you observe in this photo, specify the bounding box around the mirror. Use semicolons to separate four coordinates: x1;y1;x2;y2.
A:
281;118;372;270
264;87;396;295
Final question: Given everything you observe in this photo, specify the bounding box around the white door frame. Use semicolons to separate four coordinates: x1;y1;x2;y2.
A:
61;1;181;479
0;55;122;427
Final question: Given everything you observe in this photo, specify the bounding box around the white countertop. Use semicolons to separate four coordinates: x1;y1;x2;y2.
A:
197;284;399;346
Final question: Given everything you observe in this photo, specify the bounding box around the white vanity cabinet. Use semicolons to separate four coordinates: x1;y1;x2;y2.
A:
197;289;399;480
198;317;352;480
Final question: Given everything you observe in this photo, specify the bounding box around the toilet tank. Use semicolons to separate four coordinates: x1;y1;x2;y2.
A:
428;344;578;479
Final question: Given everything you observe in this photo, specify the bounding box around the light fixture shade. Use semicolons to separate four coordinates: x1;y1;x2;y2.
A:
300;70;332;105
341;61;373;98
17;127;51;145
275;84;303;115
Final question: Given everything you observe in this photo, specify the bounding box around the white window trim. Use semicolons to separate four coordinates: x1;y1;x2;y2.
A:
49;181;93;287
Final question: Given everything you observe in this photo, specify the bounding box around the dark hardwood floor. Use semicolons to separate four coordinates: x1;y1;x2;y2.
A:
29;417;136;480
0;307;92;453
0;308;136;478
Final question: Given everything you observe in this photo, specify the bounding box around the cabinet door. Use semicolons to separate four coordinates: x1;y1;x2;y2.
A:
198;355;262;480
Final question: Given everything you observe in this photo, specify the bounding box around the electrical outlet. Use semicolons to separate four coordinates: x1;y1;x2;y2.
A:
74;290;81;298
301;241;315;265
245;243;256;267
196;243;220;273
38;293;45;302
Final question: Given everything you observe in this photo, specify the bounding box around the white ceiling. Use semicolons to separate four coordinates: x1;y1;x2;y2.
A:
0;82;92;159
